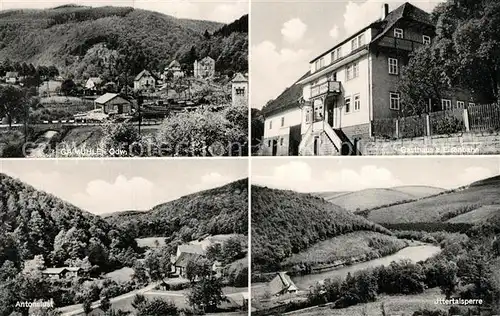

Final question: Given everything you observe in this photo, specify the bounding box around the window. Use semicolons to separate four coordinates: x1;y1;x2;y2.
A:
315;60;321;71
281;117;285;127
280;138;284;146
456;101;465;109
268;140;271;147
319;57;325;68
354;94;361;111
358;34;365;47
314;102;324;121
331;47;342;62
441;99;452;110
423;35;431;45
394;28;404;38
305;108;312;123
269;120;272;129
330;72;337;82
390;93;400;110
346;62;359;80
235;87;245;95
345;97;351;113
351;38;358;51
388;58;398;75
469;102;476;107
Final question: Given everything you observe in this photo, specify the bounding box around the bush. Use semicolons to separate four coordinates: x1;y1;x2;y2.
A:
433;116;463;135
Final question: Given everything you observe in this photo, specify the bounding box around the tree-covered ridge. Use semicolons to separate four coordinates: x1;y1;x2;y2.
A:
105;178;248;242
251;185;393;272
0;173;138;270
0;6;247;79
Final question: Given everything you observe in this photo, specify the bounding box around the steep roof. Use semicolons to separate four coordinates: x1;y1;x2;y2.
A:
261;71;310;117
95;93;120;104
134;69;155;81
169;60;181;68
268;272;298;296
42;268;67;275
174;252;202;268
232;73;248;83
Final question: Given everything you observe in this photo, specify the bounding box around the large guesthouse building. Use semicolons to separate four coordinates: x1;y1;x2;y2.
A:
261;2;469;156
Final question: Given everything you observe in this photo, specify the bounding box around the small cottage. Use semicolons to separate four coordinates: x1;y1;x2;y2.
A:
94;93;132;115
268;272;298;296
85;77;103;91
134;70;156;91
5;71;18;84
41;267;81;280
173;252;203;277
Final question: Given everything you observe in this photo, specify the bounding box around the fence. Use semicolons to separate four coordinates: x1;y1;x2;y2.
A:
372;104;500;139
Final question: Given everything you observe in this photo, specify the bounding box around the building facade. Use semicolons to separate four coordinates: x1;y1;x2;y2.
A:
134;69;156;91
193;57;215;79
164;60;184;80
231;73;248;107
94;93;132;115
261;2;473;156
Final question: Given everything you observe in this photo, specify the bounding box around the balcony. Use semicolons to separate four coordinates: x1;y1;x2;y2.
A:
377;36;423;52
310;81;341;99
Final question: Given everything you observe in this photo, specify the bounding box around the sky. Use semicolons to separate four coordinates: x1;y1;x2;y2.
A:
251;0;445;109
252;157;500;192
0;0;249;23
0;158;248;215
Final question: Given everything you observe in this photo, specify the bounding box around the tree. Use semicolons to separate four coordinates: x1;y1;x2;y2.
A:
100;295;111;313
136;298;178;316
83;299;92;315
102;123;141;156
185;257;212;283
0;85;26;128
222;236;246;263
131;294;146;309
187;276;225;313
60;79;76;96
47;66;59;78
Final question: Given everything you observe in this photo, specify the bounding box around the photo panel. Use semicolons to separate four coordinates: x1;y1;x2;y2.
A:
251;156;500;315
0;158;249;315
0;0;248;158
250;0;500;157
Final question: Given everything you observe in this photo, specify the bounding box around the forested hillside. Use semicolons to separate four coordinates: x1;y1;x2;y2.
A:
0;5;248;80
251;185;394;272
105;178;248;243
0;173;139;271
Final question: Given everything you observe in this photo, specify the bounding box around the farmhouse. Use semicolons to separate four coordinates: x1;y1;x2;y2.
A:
261;2;474;156
173;252;203;277
231;73;248;107
193;56;215;79
268;272;298;296
165;60;184;80
94;93;132;115
41;267;81;280
5;71;19;84
134;69;156;91
84;77;103;92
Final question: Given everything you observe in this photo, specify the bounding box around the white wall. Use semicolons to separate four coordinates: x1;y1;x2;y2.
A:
264;108;302;138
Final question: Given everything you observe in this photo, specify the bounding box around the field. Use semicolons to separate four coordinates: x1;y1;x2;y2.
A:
367;181;500;224
447;204;500;224
285;288;446;316
317;186;444;212
283;231;408;267
104;267;135;283
135;237;166;249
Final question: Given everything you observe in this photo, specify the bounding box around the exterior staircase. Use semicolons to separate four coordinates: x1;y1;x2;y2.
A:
298;121;359;156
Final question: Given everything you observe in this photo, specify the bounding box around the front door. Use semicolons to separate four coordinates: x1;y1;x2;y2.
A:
272;139;278;156
313;136;319;156
327;99;334;127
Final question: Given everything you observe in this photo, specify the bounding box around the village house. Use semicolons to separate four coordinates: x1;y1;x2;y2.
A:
173;252;203;277
193;56;215;79
94;93;133;115
5;71;19;84
261;2;474;156
84;77;103;93
164;60;184;80
134;69;156;91
41;267;81;280
231;73;248;107
268;272;298;296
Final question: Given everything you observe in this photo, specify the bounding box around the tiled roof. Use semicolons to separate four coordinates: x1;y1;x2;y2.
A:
95;93;119;104
261;71;310;117
232;72;248;83
174;252;202;268
134;69;155;81
268;272;298;296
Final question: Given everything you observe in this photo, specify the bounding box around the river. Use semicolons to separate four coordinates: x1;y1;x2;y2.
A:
292;245;441;290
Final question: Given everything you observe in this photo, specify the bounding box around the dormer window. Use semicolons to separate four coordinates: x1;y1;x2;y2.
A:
394;28;404;38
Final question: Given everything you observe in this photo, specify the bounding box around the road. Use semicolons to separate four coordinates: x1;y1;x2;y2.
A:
58;282;159;316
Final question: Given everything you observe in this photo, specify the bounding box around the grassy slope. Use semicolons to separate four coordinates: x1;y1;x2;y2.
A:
447;205;500;224
317;186;445;212
367;177;500;224
283;231;408;268
251;185;394;272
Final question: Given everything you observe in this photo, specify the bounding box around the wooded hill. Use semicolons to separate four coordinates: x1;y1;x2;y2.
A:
251;185;395;272
0;173;139;271
105;178;248;244
0;5;248;80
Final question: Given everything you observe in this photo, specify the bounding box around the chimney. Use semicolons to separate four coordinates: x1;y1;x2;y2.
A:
381;3;389;20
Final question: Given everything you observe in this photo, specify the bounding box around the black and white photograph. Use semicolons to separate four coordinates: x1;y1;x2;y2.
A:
0;158;249;315
251;0;500;156
0;0;248;158
251;157;500;315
